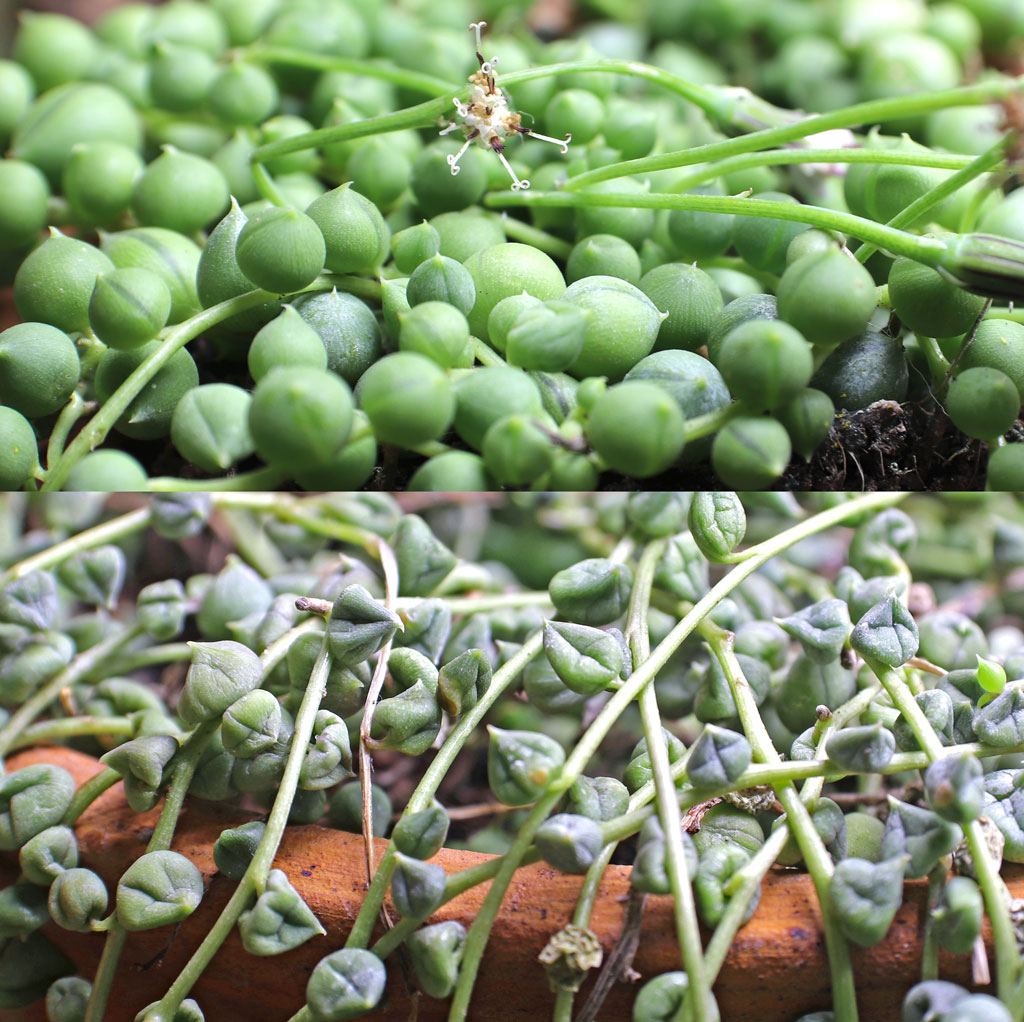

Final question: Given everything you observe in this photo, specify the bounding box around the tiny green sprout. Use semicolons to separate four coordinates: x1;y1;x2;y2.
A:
439;22;571;191
977;654;1006;708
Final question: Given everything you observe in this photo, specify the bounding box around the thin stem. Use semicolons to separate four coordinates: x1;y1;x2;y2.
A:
43;285;330;491
485;190;949;266
46;393;93;470
703;626;858;1022
921;865;946;982
865;658;1023;1009
448;493;904;1021
0;507;151;587
92;642;193;679
146;468;288;492
86;718;216;1022
471;337;506;367
499;215;573;259
243;45;459;95
62;767;121;826
627;541;709;1019
704;824;790;981
854;138;1010;264
142;636;334;1022
0;625;144;758
669;147;981;195
563;79;1019;191
251;162;291;207
8;715;134;750
345;630;545;949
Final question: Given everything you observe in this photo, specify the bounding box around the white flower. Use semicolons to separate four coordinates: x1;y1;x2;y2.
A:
439;22;571;191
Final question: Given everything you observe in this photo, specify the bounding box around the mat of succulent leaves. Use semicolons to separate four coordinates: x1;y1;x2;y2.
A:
5;491;1024;1022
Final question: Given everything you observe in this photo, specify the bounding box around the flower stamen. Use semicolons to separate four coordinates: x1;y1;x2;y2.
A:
439;22;570;190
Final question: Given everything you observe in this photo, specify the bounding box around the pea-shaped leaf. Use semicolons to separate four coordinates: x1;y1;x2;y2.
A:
0;764;75;851
488;726;566;806
327;584;402;668
387;646;438;694
18;824;78;886
776;654;857;733
151;493;212;540
692;804;766;858
688;725;752;794
631;816;699;895
306;948;386;1022
881;798;961;878
287;633;370;719
543;620;624;696
633;971;717;1022
407;919;466;999
100;734;180;812
932;876;983;955
925;754;984;825
392;515;458;597
565;775;630;822
46;976;92;1022
0;881;49;939
239;869;326;955
549;559;634;626
48;868;108;932
694;843;758;928
137;579;188;641
179;640;263;726
394;599;452;663
894;689;955;751
848;508;916;578
0;571;57;631
777;598;852;665
653;531;708;602
213;820;266;882
902;980;972;1022
624;728;687;792
0;932;74;1011
56;546;125;609
850;594;919;668
390;851;447;919
981;769;1024;862
946;995;1014;1022
116;850;204;931
835;566;907;623
369;680;441;756
825;724;895;773
535;813;604;874
974;682;1024;746
830;855;906;947
222;689;283;759
300;710;353;789
392;802;449;860
437;648;492;716
688;492;746;563
134;997;205;1022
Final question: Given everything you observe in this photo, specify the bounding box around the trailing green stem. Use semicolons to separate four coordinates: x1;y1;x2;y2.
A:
46;393;92;471
0;507;151;587
42;285;332;491
564;79;1019;191
670;147;981;195
0;625;144;759
485;189;949;266
854;137;1011;264
7;715;134;750
447;493;904;1020
61;767;121;826
703;625;858;1022
865;658;1023;1012
344;630;545;949
627;541;710;1018
86;718;216;1022
142;635;334;1022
